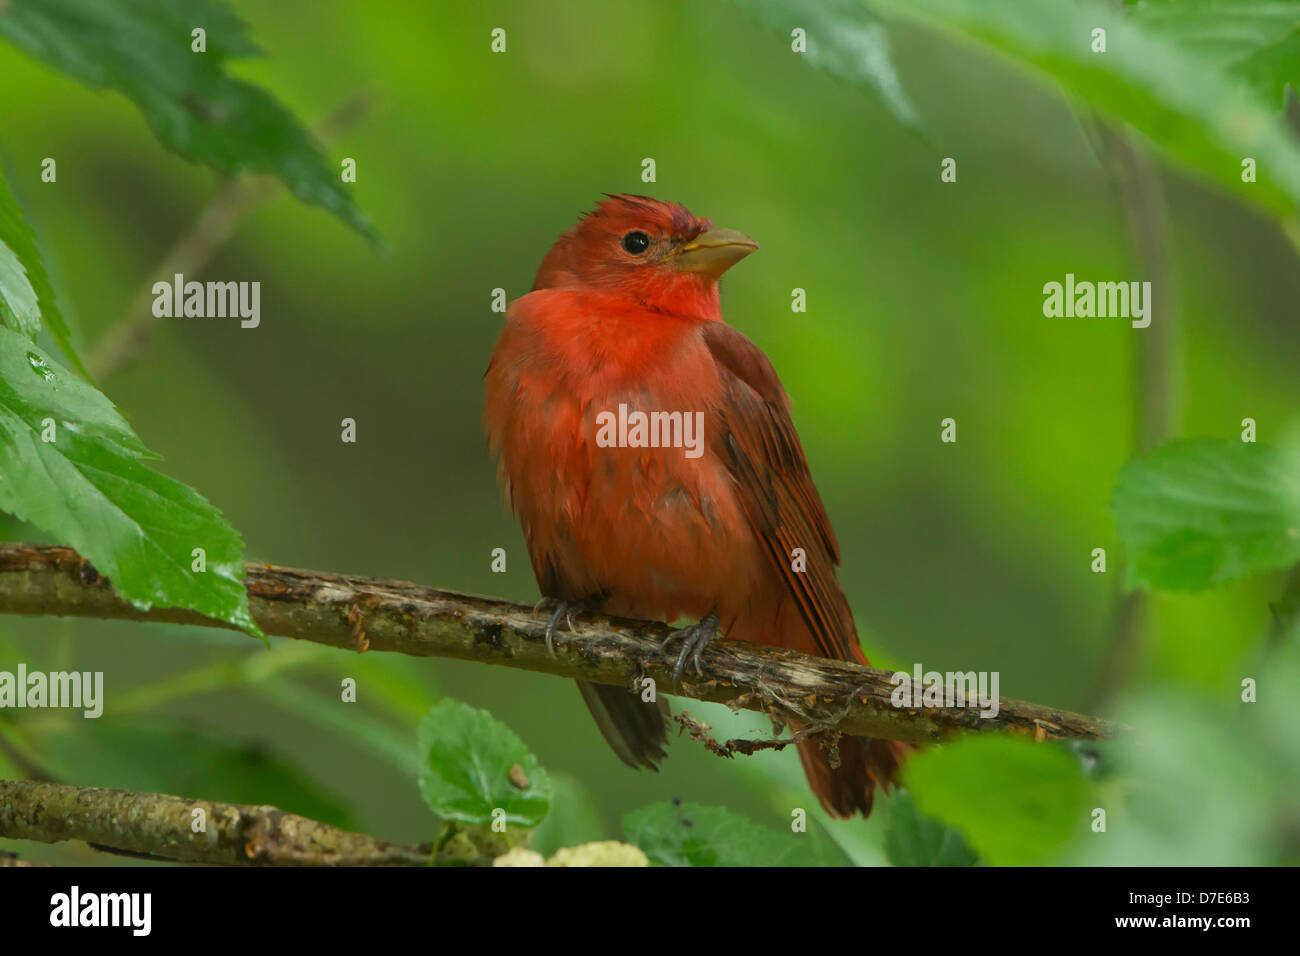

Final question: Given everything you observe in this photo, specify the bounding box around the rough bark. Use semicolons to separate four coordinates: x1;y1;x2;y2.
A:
0;543;1121;745
0;779;431;866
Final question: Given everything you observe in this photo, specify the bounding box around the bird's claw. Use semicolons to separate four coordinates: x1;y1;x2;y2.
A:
664;612;719;687
535;597;578;656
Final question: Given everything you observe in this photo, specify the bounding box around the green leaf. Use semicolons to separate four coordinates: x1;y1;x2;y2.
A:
40;719;355;829
0;330;262;637
1127;0;1300;111
732;0;924;136
623;801;821;866
0;163;86;376
903;734;1089;866
0;222;39;341
869;0;1300;221
416;699;552;827
0;0;374;241
882;788;979;866
1111;438;1300;591
1068;684;1287;866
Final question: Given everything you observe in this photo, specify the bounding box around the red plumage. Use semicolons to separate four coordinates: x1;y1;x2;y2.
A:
484;195;906;816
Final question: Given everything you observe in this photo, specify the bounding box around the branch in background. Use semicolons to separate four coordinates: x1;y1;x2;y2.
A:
1098;122;1182;452
0;779;431;866
85;93;374;381
1088;118;1183;712
0;543;1121;745
0;723;58;782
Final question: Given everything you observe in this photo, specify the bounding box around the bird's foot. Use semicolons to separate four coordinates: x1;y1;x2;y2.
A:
534;597;580;656
663;611;719;687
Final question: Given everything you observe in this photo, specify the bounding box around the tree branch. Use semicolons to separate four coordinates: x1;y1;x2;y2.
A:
0;779;432;866
1087;118;1183;711
0;543;1120;744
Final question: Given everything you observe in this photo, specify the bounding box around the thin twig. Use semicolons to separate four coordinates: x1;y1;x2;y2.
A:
1087;119;1182;711
86;93;374;381
0;722;59;782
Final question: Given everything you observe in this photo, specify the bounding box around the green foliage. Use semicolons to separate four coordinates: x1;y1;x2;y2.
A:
0;213;39;341
623;800;823;866
0;0;374;241
1;0;1296;869
1071;650;1300;866
1112;438;1300;591
732;0;923;136
883;788;979;866
903;734;1090;866
0;164;84;374
1126;0;1300;110
41;719;355;829
2;87;261;638
416;699;552;827
0;332;262;637
869;0;1300;223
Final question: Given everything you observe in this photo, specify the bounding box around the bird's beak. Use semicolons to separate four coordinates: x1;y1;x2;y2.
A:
673;227;759;278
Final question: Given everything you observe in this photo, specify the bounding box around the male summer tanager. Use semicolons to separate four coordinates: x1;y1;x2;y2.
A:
484;195;907;816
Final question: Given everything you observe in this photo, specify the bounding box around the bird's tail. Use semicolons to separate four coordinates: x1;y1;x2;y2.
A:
577;679;670;770
794;727;911;818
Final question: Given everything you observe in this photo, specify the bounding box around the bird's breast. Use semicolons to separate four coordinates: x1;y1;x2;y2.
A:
485;305;765;624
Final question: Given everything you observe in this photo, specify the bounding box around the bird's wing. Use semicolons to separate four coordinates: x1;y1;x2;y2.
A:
701;320;861;662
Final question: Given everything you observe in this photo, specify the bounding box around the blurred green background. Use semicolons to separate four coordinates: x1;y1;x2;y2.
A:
1;0;1297;865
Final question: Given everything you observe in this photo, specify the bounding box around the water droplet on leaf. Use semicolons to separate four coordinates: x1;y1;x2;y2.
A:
25;352;54;382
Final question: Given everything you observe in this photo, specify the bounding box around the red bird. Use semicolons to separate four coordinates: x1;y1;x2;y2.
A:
484;195;906;816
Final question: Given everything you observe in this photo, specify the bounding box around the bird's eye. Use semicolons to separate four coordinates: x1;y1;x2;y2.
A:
621;231;651;255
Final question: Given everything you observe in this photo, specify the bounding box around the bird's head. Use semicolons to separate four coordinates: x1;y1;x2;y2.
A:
532;194;759;317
